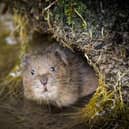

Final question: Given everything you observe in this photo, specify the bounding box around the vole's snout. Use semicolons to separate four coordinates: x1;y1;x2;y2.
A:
40;74;48;86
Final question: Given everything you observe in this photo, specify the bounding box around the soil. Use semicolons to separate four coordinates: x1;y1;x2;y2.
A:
0;94;92;129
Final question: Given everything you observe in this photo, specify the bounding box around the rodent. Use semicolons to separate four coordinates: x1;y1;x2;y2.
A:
22;43;98;107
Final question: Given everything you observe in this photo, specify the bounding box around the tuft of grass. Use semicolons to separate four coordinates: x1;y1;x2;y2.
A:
0;13;30;99
79;74;112;121
13;12;29;43
13;12;30;59
75;72;129;128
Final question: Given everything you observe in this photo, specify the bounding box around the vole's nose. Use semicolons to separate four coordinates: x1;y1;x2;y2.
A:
40;75;48;86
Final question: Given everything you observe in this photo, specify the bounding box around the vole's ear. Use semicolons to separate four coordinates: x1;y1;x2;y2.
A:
21;54;31;69
55;49;68;65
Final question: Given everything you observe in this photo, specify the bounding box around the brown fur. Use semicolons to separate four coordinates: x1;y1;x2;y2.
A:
22;43;98;107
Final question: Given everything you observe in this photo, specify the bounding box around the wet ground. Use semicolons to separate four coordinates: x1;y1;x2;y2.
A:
0;13;89;129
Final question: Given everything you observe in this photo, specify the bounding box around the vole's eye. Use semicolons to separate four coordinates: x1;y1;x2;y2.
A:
31;69;35;75
50;67;56;72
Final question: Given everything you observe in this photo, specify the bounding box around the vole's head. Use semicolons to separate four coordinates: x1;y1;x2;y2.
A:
22;48;78;107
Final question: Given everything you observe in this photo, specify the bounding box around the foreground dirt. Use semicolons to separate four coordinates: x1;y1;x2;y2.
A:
0;95;91;129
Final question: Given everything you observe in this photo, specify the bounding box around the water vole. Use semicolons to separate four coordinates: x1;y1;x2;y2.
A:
22;43;98;107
